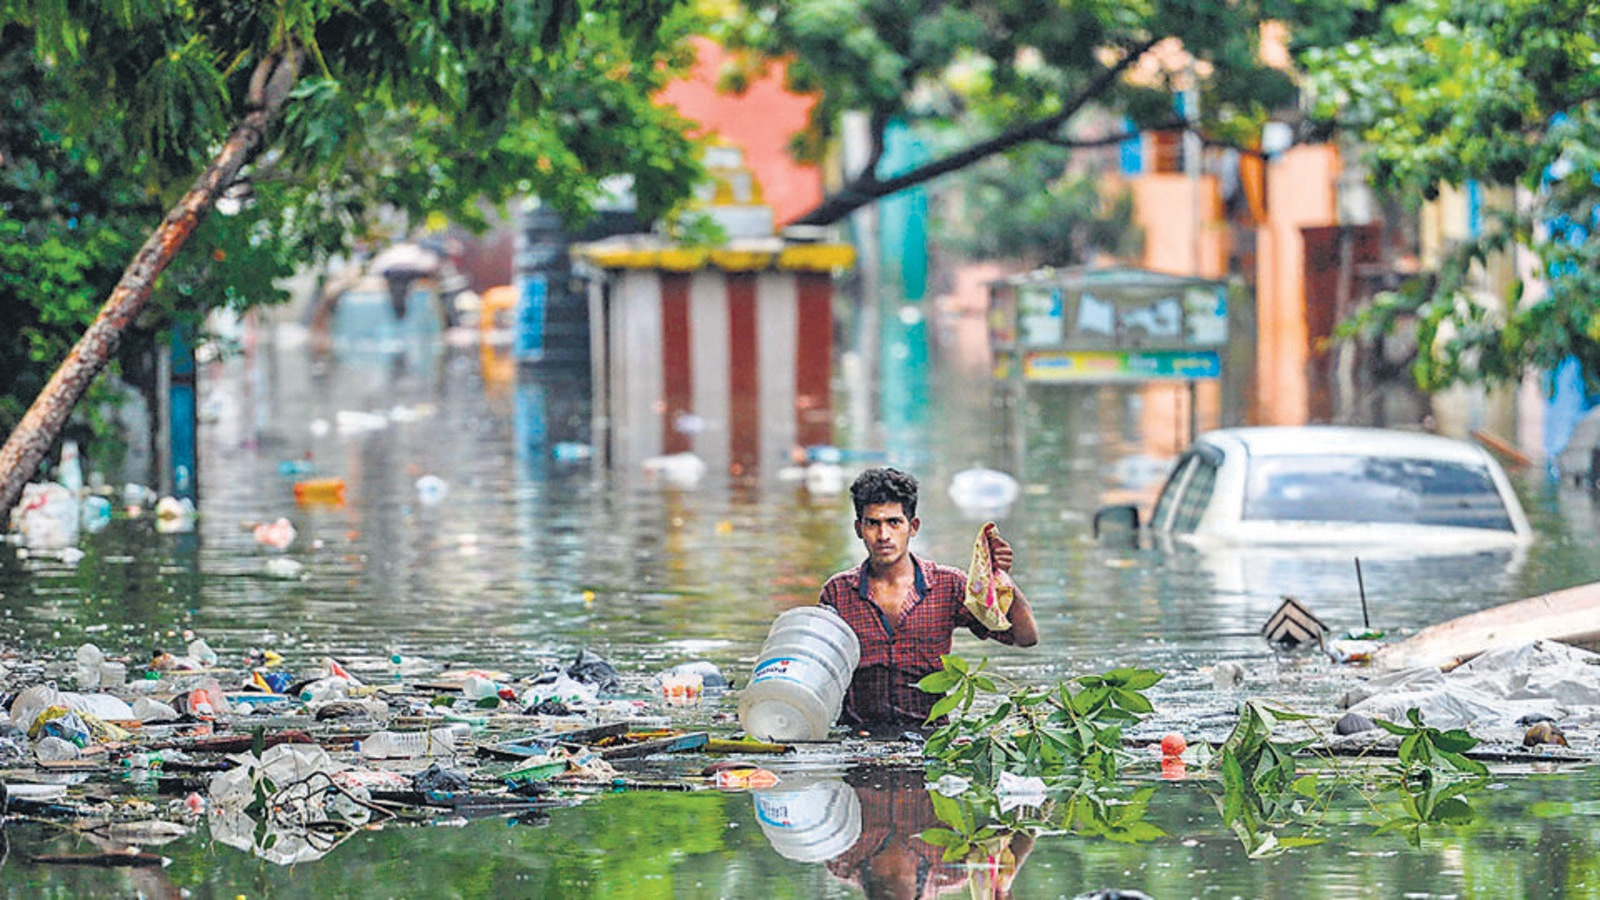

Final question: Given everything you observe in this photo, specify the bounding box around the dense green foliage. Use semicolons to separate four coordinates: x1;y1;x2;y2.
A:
715;0;1320;230
918;654;1164;783
0;0;704;464
1303;0;1600;390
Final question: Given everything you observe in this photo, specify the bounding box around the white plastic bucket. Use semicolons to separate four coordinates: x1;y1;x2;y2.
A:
738;607;861;741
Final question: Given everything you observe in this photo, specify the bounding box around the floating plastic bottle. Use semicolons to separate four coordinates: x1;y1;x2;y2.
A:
79;495;112;534
737;606;860;742
358;726;464;760
57;440;84;494
74;644;104;690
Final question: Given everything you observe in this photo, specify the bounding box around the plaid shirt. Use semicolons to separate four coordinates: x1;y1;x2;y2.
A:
819;554;1023;727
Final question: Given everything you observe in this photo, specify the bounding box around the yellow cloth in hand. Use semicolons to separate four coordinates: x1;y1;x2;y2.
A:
964;521;1013;631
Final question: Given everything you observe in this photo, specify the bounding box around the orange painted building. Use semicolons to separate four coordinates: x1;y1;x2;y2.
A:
655;38;826;229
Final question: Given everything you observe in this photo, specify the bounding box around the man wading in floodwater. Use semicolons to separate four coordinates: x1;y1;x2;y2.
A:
820;467;1039;731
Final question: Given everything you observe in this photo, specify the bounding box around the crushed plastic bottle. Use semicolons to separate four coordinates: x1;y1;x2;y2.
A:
298;677;351;705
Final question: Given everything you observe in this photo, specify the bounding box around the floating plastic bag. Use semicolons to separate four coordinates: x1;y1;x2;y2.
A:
208;743;356;866
209;743;343;812
412;763;470;794
565;649;620;694
31;705;131;744
521;671;598;708
963;521;1013;631
10;683;134;733
31;707;90;744
11;482;79;550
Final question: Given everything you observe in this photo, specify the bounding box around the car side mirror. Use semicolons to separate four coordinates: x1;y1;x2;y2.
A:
1092;504;1141;542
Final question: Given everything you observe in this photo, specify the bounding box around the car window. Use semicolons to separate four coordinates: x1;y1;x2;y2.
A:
1168;454;1218;533
1148;453;1198;531
1241;455;1515;531
1150;450;1220;533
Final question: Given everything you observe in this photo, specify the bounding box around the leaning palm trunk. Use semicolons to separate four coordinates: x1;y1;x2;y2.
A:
0;47;302;518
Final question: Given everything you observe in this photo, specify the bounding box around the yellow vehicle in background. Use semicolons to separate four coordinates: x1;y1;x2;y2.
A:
479;284;517;389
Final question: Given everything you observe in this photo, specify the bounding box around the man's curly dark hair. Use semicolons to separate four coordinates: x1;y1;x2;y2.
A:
849;467;919;520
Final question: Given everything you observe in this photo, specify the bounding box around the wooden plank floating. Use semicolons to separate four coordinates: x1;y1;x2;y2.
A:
1373;580;1600;670
597;732;709;760
478;722;631;760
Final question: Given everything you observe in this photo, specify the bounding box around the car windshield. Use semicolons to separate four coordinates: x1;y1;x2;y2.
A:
1241;455;1515;532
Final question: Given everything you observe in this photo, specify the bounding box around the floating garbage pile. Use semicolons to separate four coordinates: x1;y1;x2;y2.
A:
0;635;868;869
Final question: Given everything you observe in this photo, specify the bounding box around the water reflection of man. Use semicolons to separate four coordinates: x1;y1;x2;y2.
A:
820;468;1039;731
827;769;1034;900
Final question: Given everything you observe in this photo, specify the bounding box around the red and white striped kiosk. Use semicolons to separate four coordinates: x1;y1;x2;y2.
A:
574;237;855;482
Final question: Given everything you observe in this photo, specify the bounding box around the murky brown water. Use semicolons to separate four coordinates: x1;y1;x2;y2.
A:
2;326;1599;897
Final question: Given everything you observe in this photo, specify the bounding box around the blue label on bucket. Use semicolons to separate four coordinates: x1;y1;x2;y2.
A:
751;656;814;686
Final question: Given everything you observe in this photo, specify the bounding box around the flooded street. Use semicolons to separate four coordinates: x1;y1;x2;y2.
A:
3;325;1600;897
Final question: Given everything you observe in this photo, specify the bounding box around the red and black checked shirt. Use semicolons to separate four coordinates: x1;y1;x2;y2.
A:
818;554;1024;727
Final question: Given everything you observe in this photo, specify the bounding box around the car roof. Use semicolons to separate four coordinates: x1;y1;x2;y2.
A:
1197;426;1494;465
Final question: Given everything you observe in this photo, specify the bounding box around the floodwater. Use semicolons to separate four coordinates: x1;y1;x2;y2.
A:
2;323;1600;898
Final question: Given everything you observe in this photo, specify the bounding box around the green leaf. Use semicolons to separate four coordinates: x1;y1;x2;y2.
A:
1438;751;1489;778
1373;717;1414;736
1430;729;1481;754
928;691;964;723
918;668;963;694
1398;732;1421;765
1107;667;1164;690
1111;687;1153;714
1072;685;1111;714
1116;821;1167;843
942;654;970;675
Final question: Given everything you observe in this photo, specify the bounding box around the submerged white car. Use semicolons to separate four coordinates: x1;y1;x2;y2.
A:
1096;426;1533;552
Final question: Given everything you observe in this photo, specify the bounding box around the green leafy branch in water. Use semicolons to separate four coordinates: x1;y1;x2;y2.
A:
1215;701;1491;856
917;654;1163;782
244;726;281;853
1372;708;1488;845
917;655;1498;859
1214;700;1331;858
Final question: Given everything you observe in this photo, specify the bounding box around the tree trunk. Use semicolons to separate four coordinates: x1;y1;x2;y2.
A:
791;38;1162;227
0;48;303;519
